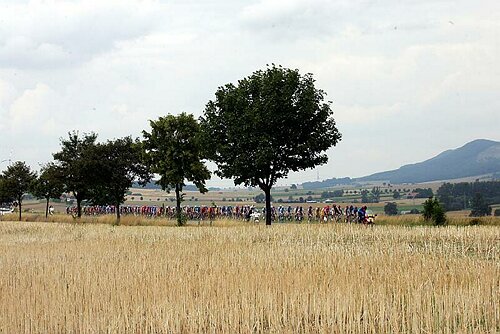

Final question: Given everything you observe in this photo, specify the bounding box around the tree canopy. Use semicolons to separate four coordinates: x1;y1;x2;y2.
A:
89;137;150;222
0;176;14;205
423;197;447;226
384;202;398;215
52;131;100;218
32;163;65;218
201;65;341;225
0;161;37;221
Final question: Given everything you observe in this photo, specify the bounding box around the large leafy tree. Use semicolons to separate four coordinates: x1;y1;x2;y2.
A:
52;131;99;218
1;161;37;221
201;65;341;225
142;113;210;226
32;163;65;218
91;137;150;223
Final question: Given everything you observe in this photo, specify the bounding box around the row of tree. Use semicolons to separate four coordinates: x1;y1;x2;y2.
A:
437;181;500;215
0;65;342;225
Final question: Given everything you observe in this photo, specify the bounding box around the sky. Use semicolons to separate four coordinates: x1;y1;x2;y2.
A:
0;0;499;187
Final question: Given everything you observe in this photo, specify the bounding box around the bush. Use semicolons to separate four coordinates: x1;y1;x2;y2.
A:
494;209;500;216
469;218;481;226
254;193;273;203
384;202;398;215
432;203;447;226
422;197;447;226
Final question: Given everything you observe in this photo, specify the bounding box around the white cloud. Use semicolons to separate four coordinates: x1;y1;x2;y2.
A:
8;83;62;134
0;0;499;181
0;0;166;69
0;79;16;107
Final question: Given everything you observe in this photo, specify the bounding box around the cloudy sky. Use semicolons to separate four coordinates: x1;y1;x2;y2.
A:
0;0;498;187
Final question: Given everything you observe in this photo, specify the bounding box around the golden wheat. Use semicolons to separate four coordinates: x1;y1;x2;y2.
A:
0;221;498;333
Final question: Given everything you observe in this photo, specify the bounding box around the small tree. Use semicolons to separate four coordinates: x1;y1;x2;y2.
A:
254;193;265;203
371;187;381;203
254;193;273;203
432;202;447;226
90;137;150;223
53;131;100;218
392;191;401;199
1;161;37;221
361;190;370;203
143;113;210;226
32;163;65;218
201;65;341;225
422;197;447;226
384;202;398;215
422;197;435;221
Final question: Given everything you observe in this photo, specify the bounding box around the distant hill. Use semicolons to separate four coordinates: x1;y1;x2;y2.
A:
302;177;354;190
357;139;500;184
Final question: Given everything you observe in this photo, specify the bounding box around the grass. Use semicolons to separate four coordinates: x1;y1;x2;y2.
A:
0;220;498;333
0;213;238;227
3;212;499;227
375;215;500;227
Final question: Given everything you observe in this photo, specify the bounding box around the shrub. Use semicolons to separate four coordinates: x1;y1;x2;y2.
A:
422;197;447;226
432;203;447;226
384;202;398;215
469;218;481;226
494;209;500;216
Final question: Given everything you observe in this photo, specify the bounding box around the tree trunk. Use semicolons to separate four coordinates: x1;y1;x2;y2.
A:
264;187;272;226
18;198;22;222
116;202;121;225
77;198;82;218
45;197;50;219
175;184;182;226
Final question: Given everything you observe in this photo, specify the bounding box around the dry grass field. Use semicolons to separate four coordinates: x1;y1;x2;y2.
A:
0;221;498;333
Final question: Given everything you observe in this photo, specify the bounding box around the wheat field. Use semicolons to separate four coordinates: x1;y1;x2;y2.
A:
0;221;498;333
